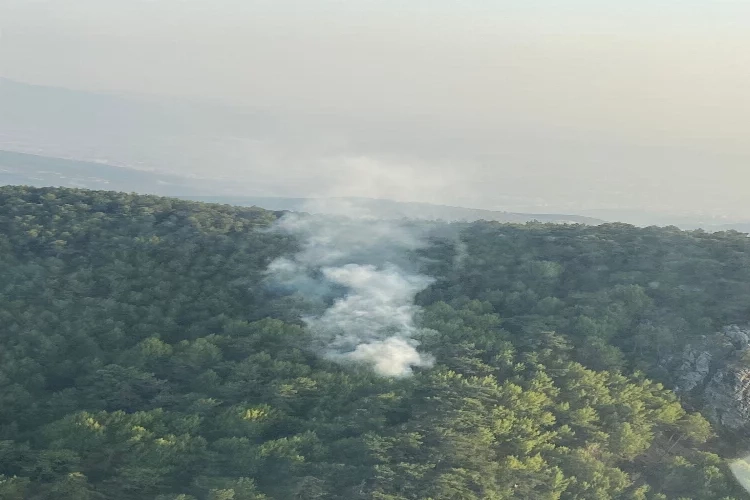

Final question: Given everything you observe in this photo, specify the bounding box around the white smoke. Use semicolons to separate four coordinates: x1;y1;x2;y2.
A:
453;239;469;269
730;456;750;495
344;337;431;378
266;213;435;377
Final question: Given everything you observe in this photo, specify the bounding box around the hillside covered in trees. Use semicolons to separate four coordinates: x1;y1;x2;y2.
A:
2;185;750;499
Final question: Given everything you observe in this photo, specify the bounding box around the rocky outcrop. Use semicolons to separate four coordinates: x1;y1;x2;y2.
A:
672;325;750;432
675;348;712;393
704;366;750;430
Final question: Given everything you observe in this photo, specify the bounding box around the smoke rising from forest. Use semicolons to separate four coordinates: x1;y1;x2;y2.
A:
266;213;435;377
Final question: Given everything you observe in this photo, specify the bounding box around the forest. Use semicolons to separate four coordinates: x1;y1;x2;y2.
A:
1;185;750;499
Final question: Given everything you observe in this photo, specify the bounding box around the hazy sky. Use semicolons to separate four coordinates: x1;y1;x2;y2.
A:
2;0;750;216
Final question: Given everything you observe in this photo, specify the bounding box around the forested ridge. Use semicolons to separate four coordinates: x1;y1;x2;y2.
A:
1;185;750;499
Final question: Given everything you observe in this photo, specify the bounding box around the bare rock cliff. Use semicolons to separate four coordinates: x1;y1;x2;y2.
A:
673;325;750;431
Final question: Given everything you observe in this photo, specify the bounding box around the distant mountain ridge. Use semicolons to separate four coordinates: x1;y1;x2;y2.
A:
0;150;219;196
0;150;605;225
4;148;750;230
185;195;607;225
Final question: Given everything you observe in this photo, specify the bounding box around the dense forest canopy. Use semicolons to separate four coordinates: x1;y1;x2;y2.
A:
1;185;750;499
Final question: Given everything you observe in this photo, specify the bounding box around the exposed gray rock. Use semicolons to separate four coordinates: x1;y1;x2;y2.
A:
674;348;712;393
704;366;750;430
724;325;750;349
670;325;750;432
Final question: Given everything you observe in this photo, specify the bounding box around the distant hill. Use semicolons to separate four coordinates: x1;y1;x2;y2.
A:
0;150;216;196
578;208;750;231
0;78;278;182
708;223;750;233
5;148;750;230
0;150;604;225
185;196;607;225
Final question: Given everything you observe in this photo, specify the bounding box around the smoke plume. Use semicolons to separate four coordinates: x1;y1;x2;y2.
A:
266;212;435;377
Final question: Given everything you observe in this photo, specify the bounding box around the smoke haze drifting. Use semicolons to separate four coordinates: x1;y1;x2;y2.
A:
266;213;435;377
4;1;750;218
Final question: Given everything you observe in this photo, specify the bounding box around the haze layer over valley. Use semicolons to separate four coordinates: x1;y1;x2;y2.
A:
3;2;750;225
3;146;750;231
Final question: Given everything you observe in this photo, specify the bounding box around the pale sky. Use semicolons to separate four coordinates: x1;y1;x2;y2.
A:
2;0;750;217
